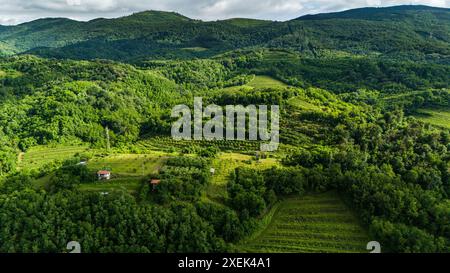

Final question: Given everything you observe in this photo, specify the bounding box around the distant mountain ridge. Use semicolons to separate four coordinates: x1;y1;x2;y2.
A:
297;5;450;20
120;10;192;22
0;5;449;61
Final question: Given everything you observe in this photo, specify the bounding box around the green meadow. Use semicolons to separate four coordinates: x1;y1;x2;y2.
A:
87;153;167;177
247;75;288;89
222;75;287;92
288;96;322;111
18;145;90;170
414;108;450;129
78;177;143;195
18;145;168;193
207;153;280;202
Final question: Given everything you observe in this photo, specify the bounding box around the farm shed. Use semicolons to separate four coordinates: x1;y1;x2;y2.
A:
97;170;111;180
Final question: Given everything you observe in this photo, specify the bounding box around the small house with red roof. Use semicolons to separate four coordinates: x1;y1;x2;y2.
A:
150;179;161;190
97;170;111;180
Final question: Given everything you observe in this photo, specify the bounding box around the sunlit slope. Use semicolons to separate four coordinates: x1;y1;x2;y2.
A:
241;192;370;253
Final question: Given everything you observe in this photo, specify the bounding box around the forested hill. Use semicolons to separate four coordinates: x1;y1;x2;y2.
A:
0;5;449;254
0;5;449;61
297;5;449;21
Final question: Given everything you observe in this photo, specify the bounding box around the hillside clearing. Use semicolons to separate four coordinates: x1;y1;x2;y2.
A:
182;47;208;52
207;153;279;202
87;153;167;177
414;108;450;129
247;75;288;89
240;192;370;253
222;75;288;93
18;145;90;170
78;177;142;194
288;96;322;111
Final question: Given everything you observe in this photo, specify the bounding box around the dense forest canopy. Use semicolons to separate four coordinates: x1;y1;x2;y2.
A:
0;6;449;62
0;5;449;253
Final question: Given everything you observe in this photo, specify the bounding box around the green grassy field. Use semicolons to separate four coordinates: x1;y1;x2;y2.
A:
222;75;288;93
239;192;370;253
87;153;167;177
33;171;144;194
261;50;301;63
78;177;143;194
19;145;168;192
414;108;450;129
182;47;208;52
0;69;22;79
288;96;322;111
18;145;90;170
247;75;288;89
207;153;279;202
78;152;168;194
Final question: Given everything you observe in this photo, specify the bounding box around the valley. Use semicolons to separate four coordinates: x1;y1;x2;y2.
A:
0;5;449;253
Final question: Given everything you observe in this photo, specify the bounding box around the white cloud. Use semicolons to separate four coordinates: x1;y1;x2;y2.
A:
0;0;448;25
66;0;81;7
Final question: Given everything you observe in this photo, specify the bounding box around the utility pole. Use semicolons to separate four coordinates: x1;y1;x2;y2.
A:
105;126;111;153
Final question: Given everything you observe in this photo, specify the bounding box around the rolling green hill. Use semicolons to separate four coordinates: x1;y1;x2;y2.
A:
0;6;448;61
0;5;449;254
297;5;449;21
222;18;272;28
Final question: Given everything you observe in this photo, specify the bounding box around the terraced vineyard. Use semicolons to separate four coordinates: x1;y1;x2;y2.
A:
240;192;370;253
136;137;261;153
87;153;167;177
18;145;90;170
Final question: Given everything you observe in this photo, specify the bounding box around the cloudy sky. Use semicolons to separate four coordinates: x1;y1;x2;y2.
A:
0;0;449;25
